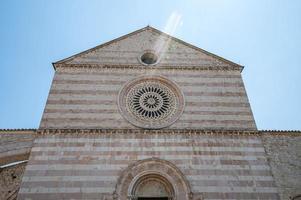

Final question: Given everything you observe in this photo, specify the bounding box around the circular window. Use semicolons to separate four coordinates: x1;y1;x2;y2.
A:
118;76;185;129
140;52;158;65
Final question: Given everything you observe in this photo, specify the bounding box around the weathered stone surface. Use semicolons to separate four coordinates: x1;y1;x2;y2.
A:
0;163;27;200
40;68;256;130
262;132;301;200
0;130;36;165
18;131;279;200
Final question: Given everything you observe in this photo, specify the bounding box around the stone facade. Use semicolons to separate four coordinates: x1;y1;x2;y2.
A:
262;131;301;200
0;130;35;165
17;130;280;200
40;67;255;130
40;26;256;131
0;26;300;200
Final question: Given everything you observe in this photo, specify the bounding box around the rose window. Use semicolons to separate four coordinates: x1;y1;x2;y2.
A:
118;76;185;129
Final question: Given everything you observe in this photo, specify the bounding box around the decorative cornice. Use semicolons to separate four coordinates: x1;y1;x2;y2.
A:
1;129;300;136
0;129;36;133
54;64;243;72
260;130;301;136
36;129;260;136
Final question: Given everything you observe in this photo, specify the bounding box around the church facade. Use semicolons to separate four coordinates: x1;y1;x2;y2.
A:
1;26;300;200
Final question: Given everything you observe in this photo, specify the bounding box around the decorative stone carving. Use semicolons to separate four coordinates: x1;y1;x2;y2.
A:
114;158;192;200
118;75;185;129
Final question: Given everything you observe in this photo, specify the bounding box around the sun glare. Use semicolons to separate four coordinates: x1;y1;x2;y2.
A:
153;11;183;61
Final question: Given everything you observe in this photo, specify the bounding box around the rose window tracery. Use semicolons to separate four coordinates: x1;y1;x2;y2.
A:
118;76;184;129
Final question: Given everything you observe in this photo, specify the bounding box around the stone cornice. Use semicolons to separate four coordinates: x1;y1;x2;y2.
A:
1;129;300;136
0;129;36;134
36;129;259;136
54;64;243;72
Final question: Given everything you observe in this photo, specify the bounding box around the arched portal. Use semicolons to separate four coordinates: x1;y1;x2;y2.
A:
113;158;192;200
130;173;174;200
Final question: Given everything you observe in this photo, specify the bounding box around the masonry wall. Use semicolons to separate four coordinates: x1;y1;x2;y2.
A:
0;163;27;200
18;131;278;200
262;132;301;200
0;130;35;165
40;68;256;130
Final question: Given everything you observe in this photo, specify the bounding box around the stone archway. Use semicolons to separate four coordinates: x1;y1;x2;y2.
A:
113;158;192;200
129;172;174;199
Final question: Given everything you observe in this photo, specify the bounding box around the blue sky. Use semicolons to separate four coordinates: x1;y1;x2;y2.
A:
0;0;300;130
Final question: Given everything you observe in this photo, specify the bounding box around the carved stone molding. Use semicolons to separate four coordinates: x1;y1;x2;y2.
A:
113;158;193;200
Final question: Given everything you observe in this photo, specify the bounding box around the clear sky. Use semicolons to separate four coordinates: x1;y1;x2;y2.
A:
0;0;300;130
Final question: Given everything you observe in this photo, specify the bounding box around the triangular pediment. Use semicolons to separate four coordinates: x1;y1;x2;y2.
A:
54;26;242;69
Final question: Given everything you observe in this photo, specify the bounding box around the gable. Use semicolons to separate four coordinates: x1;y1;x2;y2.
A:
54;26;242;69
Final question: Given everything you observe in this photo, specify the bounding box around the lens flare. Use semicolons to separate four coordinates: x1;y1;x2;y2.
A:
153;11;183;60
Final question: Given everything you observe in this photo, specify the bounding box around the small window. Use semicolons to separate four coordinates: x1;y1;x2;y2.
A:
140;52;158;65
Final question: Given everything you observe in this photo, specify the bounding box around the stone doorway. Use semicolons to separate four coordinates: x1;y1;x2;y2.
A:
130;174;174;200
114;158;192;200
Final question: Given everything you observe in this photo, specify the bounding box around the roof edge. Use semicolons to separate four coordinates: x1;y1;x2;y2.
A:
53;26;150;66
148;26;243;68
53;25;244;70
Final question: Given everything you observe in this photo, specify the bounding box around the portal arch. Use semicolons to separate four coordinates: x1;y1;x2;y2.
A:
113;158;192;200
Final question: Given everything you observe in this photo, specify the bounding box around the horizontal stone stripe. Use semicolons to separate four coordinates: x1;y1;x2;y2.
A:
55;72;241;80
33;141;263;148
76;57;220;64
25;163;271;175
47;94;249;103
202;192;279;199
33;137;262;144
31;151;265;160
187;175;274;181
191;180;276;187
42;113;254;121
27;160;270;171
24;169;119;177
46;99;115;105
180;119;254;125
45;104;116;110
23;170;273;181
53;79;244;87
184;169;272;176
23;168;271;181
21;180;115;188
22;178;275;188
45;104;252;112
29;153;267;162
46;99;249;107
49;90;118;95
52;84;245;93
19;187;115;194
172;123;255;130
29;157;267;165
39;123;255;130
29;154;268;166
31;146;265;153
192;186;277;193
24;165;271;178
0;143;32;153
22;176;118;182
18;193;112;200
44;108;252;116
26;164;127;171
56;68;240;74
40;118;255;127
0;147;31;157
49;89;246;97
